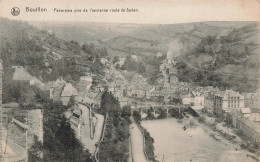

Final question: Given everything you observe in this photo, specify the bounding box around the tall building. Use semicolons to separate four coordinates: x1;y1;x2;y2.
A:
214;90;245;118
166;51;175;64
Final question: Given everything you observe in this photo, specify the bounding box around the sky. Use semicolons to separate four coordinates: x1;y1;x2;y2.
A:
0;0;259;24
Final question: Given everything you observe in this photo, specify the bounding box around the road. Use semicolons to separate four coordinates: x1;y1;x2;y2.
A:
130;117;147;162
78;104;104;154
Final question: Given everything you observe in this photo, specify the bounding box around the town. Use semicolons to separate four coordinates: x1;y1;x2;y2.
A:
0;18;259;162
2;50;260;161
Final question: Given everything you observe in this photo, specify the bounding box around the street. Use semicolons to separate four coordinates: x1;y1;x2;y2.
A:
130;117;147;162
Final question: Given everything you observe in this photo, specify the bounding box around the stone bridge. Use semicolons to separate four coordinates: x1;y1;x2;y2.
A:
131;104;199;119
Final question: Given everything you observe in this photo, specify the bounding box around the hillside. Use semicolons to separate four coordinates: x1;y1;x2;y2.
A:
29;21;255;58
27;20;259;92
176;23;260;92
0;18;105;83
0;18;107;105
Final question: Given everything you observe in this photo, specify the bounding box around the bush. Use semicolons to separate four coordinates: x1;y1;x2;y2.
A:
198;116;206;123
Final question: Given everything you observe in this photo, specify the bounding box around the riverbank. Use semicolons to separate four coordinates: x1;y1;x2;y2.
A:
132;114;158;162
194;112;260;160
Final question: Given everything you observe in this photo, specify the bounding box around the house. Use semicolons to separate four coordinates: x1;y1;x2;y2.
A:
240;108;252;117
76;76;93;92
192;91;205;110
100;58;107;65
145;86;155;99
29;77;45;89
131;55;138;61
93;92;103;106
204;97;214;114
181;91;205;110
131;88;146;98
47;77;66;99
12;66;32;81
61;83;79;106
213;90;245;118
243;93;259;110
131;74;147;85
182;93;194;105
12;66;45;89
51;51;62;60
127;83;154;99
116;58;126;67
95;84;105;92
247;113;260;122
226;108;260;144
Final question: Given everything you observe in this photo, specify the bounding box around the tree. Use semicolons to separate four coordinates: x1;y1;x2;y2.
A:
43;100;94;162
99;92;131;162
146;107;155;120
158;96;164;103
157;108;167;119
99;47;108;57
122;55;138;71
121;106;131;119
100;90;120;115
113;56;119;64
67;96;76;108
133;111;141;123
115;63;120;69
138;62;146;75
28;136;43;162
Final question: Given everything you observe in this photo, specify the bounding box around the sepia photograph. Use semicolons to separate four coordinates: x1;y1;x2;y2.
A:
0;0;260;161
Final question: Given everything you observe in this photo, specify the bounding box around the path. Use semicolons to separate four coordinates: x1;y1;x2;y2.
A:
130;117;147;162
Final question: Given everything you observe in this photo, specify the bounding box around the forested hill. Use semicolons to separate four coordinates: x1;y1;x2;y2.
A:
0;18;107;83
176;23;260;92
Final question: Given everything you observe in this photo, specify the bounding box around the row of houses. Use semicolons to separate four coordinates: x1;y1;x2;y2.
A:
226;108;260;145
43;76;105;107
208;88;259;145
125;74;191;102
181;87;260;145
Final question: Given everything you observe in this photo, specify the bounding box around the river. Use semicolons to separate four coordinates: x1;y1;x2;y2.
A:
142;118;257;162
